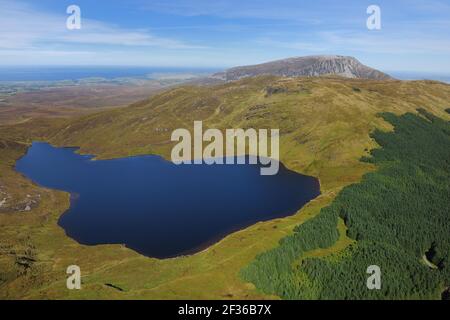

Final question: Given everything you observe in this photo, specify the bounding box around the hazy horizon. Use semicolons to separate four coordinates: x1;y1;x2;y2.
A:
1;0;449;73
1;64;450;83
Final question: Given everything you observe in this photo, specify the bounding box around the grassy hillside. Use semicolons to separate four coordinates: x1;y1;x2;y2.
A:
0;76;449;299
242;109;450;299
49;76;450;190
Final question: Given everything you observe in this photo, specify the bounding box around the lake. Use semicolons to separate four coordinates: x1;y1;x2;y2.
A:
16;142;320;258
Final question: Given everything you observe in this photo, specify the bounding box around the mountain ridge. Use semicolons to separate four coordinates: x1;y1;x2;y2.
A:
213;55;393;81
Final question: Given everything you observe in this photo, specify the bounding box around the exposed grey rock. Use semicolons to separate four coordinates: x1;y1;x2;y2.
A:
213;55;393;81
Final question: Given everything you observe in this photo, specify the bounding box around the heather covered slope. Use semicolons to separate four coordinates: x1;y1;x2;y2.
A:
242;110;450;299
0;77;449;299
49;77;450;191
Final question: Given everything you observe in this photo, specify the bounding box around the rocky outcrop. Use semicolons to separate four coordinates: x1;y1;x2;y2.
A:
213;55;393;81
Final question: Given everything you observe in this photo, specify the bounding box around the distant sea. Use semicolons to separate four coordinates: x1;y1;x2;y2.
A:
390;71;450;83
0;66;449;83
0;66;219;82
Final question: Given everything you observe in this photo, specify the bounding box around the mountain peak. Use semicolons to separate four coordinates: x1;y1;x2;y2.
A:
213;55;393;81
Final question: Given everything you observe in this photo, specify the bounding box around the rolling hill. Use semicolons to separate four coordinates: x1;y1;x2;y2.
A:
0;74;449;299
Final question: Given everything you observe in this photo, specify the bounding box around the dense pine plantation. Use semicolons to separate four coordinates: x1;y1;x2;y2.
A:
242;109;450;299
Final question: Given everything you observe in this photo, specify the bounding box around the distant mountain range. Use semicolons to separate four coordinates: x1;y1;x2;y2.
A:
213;55;393;81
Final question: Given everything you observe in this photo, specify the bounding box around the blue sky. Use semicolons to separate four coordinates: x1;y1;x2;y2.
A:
0;0;449;72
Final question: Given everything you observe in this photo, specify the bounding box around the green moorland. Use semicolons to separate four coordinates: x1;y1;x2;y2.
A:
0;76;449;299
242;109;450;299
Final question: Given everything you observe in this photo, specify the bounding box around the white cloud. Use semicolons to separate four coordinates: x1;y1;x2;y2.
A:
253;24;450;56
139;0;328;23
0;50;95;57
319;30;450;55
0;0;201;50
254;38;329;52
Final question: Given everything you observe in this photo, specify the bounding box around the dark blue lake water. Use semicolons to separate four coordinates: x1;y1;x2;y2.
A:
16;142;320;258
